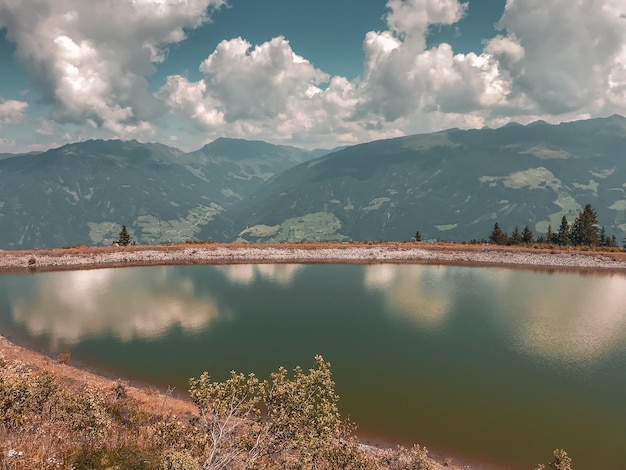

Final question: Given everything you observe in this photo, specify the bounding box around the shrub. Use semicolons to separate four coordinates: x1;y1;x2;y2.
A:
536;449;573;470
189;355;343;469
161;450;201;470
57;352;71;364
69;445;161;470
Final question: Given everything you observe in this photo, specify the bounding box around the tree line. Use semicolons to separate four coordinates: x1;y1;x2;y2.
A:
488;203;619;247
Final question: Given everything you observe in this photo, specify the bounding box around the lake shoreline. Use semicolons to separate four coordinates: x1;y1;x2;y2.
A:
0;241;617;469
0;331;499;470
1;241;626;274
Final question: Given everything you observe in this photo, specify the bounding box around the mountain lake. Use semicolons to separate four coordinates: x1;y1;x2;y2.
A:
0;263;624;469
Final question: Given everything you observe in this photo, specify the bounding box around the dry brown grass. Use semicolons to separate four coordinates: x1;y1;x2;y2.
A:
0;335;481;470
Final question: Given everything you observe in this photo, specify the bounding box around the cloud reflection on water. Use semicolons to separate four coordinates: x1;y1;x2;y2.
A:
473;268;626;365
220;264;302;286
8;263;626;365
364;264;451;328
10;267;221;349
364;264;626;364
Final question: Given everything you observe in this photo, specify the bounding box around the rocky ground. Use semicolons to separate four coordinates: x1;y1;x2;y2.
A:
1;241;626;273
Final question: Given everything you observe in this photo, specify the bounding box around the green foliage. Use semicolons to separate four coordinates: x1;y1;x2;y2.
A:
535;449;573;470
570;203;599;246
490;203;623;250
598;226;619;247
375;444;435;470
546;224;555;244
1;353;580;470
187;356;443;469
557;216;571;246
415;230;422;242
0;361;170;468
105;382;149;429
265;356;342;455
69;445;161;470
522;225;534;244
489;223;508;245
509;226;523;245
189;355;344;469
118;224;132;246
161;450;201;470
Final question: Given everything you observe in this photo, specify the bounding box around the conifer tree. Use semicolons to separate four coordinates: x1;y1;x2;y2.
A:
522;225;534;244
557;216;570;246
118;225;132;246
546;225;555;244
570;204;599;246
489;223;508;245
509;226;523;245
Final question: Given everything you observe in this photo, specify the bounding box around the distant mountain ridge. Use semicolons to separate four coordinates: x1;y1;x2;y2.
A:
2;116;626;249
232;115;626;243
0;138;322;248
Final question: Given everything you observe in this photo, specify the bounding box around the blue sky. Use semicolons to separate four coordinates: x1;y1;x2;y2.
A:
0;0;625;153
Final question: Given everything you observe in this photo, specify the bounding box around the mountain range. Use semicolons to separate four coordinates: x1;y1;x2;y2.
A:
1;115;626;249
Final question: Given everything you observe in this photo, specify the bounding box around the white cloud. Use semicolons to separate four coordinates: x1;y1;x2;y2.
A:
158;0;522;147
159;36;373;146
0;99;28;124
354;0;626;137
491;0;626;115
158;0;497;147
337;0;523;134
199;37;329;121
0;0;226;139
385;0;468;42
6;0;626;150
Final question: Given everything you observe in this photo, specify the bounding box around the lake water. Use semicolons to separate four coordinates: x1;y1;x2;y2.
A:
1;264;625;469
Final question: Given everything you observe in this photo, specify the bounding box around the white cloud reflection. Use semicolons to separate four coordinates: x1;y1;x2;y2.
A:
364;264;626;365
11;267;221;349
220;264;302;286
10;264;626;366
476;269;626;365
364;264;451;328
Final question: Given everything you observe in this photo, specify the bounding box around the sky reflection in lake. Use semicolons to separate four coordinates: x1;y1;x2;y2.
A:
5;267;222;347
4;264;626;364
364;264;451;328
474;268;626;365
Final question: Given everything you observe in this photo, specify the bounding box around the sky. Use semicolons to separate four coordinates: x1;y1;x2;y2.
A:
0;0;625;153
